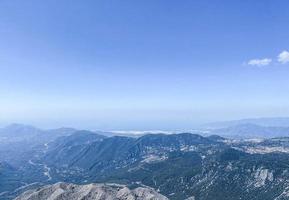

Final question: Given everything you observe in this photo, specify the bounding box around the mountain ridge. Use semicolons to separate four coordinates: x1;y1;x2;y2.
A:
14;182;169;200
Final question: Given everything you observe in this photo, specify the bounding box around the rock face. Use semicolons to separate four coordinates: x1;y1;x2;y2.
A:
14;182;168;200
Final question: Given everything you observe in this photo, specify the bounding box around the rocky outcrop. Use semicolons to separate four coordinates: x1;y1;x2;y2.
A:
14;182;168;200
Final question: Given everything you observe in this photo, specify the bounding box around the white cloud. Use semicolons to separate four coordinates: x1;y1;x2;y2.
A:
278;50;289;64
248;58;272;67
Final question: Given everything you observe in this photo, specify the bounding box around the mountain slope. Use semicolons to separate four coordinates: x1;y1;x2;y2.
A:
43;133;219;172
40;133;289;200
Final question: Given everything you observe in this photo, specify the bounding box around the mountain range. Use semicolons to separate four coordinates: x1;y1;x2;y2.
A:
203;117;289;128
1;122;289;199
208;123;289;138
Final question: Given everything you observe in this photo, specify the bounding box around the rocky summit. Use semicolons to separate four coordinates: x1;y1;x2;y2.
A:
14;182;168;200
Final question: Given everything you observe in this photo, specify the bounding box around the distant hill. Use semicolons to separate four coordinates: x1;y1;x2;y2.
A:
203;117;289;128
0;124;77;143
0;124;108;167
210;123;289;138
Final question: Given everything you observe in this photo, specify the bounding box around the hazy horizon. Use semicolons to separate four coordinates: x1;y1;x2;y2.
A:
3;116;289;131
1;0;289;129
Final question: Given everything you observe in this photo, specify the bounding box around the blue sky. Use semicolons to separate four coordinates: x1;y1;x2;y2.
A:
0;0;289;130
